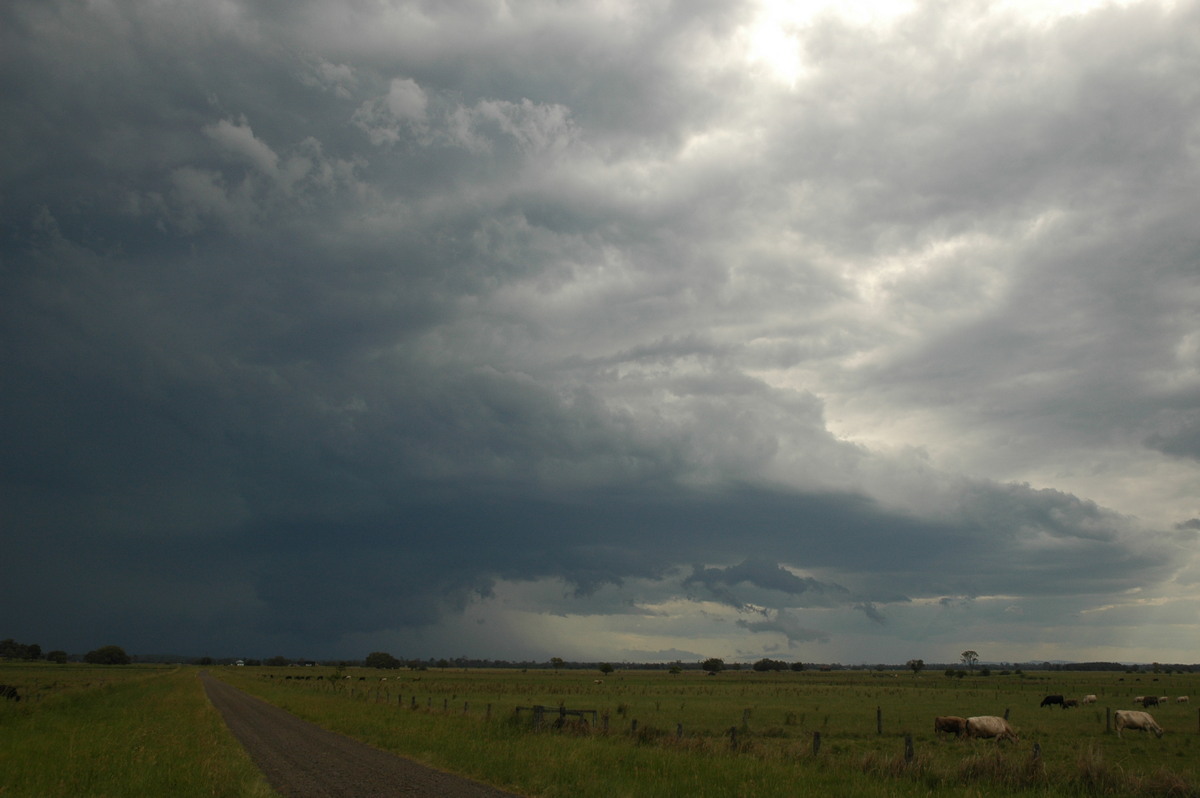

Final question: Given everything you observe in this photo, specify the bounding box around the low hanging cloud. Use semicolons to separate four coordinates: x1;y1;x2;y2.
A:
2;0;1198;664
684;559;849;612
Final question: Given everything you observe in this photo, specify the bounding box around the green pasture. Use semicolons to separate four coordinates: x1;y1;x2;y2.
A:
217;665;1200;797
2;662;1195;796
0;662;275;798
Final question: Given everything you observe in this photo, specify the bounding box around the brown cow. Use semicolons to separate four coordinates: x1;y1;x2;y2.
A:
934;715;967;737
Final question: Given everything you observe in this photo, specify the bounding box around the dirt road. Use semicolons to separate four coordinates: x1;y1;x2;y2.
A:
201;673;522;797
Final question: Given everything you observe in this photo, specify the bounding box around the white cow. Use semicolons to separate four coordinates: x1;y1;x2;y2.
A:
1114;710;1164;739
1082;694;1097;704
966;715;1018;743
1176;696;1190;703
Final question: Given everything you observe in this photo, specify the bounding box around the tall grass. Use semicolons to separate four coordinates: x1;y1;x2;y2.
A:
0;664;275;798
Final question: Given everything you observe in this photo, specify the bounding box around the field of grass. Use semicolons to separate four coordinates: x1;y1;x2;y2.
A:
2;661;1195;797
215;665;1200;797
0;662;276;798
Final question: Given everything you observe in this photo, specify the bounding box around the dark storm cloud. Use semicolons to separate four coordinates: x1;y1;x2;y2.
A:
2;0;1196;662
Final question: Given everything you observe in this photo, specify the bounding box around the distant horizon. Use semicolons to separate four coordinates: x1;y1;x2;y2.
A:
69;650;1200;671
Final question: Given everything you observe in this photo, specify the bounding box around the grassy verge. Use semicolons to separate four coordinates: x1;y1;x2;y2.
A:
0;664;275;798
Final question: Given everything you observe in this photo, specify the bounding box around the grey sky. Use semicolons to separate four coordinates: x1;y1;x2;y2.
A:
3;0;1198;665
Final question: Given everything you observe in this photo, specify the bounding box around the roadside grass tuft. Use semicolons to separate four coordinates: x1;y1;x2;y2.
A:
0;664;275;798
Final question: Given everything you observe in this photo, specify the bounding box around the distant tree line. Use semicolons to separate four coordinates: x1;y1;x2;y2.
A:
16;639;1194;674
2;638;68;663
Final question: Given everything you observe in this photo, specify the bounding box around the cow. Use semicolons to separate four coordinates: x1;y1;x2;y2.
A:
966;715;1019;743
0;685;18;702
1040;694;1066;708
1176;696;1190;704
934;716;967;737
1114;710;1164;739
1082;694;1097;704
1063;699;1079;708
1140;695;1159;707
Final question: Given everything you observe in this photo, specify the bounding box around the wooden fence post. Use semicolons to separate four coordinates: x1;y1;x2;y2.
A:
729;726;738;750
812;731;821;755
876;706;882;734
904;733;914;764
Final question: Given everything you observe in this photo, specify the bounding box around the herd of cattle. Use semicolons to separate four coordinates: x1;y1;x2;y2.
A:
934;693;1188;743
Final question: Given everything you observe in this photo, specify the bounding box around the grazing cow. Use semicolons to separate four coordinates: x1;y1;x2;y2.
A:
1140;695;1159;707
1158;696;1169;705
966;715;1019;743
1114;710;1163;739
934;716;967;737
1063;699;1079;708
1176;696;1189;704
0;685;18;702
1040;694;1066;708
1082;694;1097;704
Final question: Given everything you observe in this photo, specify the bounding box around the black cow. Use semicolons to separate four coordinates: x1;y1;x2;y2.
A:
1141;695;1160;708
1040;694;1066;708
0;684;19;702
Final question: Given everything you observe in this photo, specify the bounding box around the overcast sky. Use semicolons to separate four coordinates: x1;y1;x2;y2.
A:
3;0;1199;666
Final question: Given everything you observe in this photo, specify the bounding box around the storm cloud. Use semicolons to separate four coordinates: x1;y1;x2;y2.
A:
2;0;1198;665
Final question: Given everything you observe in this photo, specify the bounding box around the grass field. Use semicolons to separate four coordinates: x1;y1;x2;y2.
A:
0;662;275;798
215;665;1199;797
2;662;1196;796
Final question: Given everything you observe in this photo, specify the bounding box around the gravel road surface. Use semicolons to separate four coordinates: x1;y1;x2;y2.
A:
201;673;523;798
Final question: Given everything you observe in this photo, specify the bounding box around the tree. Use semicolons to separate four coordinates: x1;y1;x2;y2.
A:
46;650;69;664
753;658;787;672
265;655;290;667
85;645;130;665
701;657;725;674
550;657;565;670
961;650;979;671
907;658;925;675
599;662;614;676
365;651;402;669
0;638;41;660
